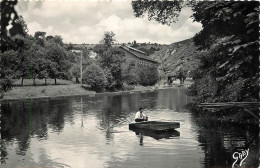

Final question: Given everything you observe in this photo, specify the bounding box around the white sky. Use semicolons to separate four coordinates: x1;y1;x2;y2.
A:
16;0;202;44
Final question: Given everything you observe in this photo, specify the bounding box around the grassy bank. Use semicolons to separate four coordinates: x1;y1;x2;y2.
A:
2;79;189;101
2;84;95;100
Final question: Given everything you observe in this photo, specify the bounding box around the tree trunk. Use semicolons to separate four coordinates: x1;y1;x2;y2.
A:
21;78;24;86
45;78;47;85
55;78;57;85
33;78;36;86
76;77;79;83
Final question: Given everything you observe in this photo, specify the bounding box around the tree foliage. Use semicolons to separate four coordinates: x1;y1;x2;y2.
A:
1;0;76;92
0;50;18;96
34;31;46;46
138;46;160;55
82;64;107;92
95;32;125;91
46;43;71;84
132;0;184;25
1;0;28;95
71;64;80;83
99;31;116;47
1;0;27;51
97;47;125;90
138;66;159;86
189;2;259;102
123;60;139;85
132;1;259;102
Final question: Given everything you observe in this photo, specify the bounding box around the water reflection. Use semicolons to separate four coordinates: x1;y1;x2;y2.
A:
130;128;180;142
1;88;258;168
191;112;259;168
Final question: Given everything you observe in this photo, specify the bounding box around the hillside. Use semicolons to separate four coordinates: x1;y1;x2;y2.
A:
149;38;201;77
135;44;169;55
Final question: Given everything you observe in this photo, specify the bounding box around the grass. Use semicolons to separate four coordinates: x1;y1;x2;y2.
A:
3;79;191;100
3;81;95;100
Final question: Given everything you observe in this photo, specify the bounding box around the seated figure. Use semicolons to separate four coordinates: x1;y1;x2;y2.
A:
135;107;148;122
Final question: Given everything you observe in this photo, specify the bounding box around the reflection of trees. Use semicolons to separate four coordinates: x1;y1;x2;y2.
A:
156;88;191;111
95;94;144;144
191;114;259;167
48;104;65;132
1;99;72;163
94;89;191;144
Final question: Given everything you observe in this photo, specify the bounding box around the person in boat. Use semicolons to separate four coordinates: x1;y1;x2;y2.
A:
135;107;148;122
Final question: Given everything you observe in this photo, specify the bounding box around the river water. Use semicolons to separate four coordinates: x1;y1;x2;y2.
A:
1;88;258;168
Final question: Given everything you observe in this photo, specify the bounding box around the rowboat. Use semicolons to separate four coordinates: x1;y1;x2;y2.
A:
129;121;180;131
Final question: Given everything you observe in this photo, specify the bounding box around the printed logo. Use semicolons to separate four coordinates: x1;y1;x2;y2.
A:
232;148;249;168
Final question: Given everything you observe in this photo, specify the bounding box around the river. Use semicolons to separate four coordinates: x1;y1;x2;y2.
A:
1;88;258;168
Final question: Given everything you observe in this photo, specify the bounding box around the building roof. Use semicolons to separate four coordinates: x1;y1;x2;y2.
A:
118;45;160;64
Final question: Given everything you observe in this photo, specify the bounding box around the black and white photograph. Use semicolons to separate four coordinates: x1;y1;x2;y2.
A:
0;0;259;168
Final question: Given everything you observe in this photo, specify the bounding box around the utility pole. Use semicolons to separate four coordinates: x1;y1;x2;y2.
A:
81;50;83;86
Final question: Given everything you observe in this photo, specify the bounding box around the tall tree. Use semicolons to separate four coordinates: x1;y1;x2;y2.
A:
1;0;27;52
99;31;116;47
82;64;107;92
132;0;184;26
95;32;125;90
46;43;71;84
1;0;28;96
30;44;48;86
12;35;34;86
97;47;125;91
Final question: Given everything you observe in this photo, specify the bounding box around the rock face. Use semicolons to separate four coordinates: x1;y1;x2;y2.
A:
149;38;201;77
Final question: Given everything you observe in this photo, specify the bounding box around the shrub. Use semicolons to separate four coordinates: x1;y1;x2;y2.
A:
138;66;159;86
82;64;107;92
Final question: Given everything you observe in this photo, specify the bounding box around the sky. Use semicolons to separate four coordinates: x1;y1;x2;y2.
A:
16;0;202;44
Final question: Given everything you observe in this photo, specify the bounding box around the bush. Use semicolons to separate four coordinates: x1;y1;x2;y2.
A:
0;77;13;98
138;66;159;86
82;64;107;92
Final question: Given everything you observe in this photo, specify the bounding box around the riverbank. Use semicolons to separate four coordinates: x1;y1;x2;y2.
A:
0;83;186;102
1;84;95;101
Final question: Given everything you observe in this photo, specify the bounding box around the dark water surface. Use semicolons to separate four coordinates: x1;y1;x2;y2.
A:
1;88;258;168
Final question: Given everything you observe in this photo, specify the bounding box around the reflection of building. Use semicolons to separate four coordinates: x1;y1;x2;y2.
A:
118;45;160;67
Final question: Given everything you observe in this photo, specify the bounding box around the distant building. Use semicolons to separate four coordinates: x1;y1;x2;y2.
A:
89;51;97;59
70;45;160;67
70;49;97;59
70;49;82;53
118;45;160;67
